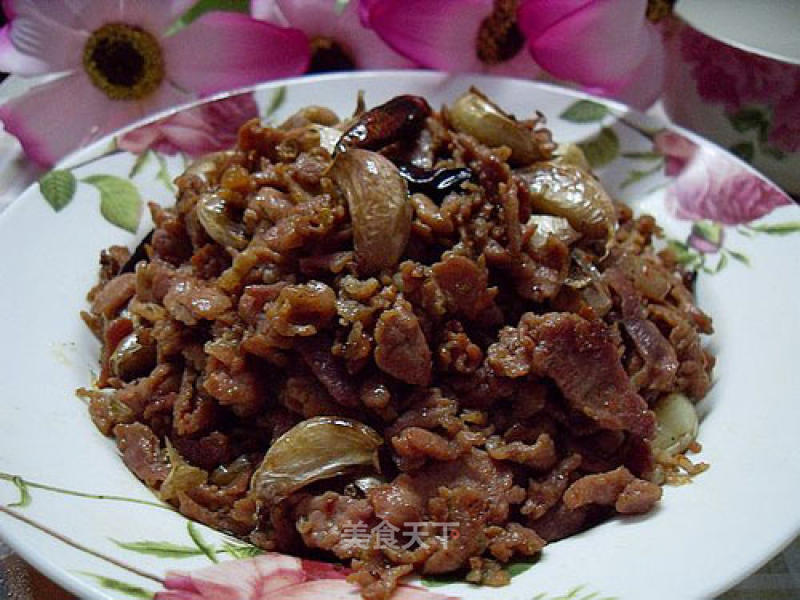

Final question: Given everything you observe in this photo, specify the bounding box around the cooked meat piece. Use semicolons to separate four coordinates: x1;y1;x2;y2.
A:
164;275;232;325
431;255;496;320
563;466;635;509
522;313;656;439
91;273;136;318
529;501;602;542
615;478;663;514
295;492;376;559
113;423;169;487
296;336;361;407
622;317;679;391
522;454;582;520
487;434;558;471
374;302;432;386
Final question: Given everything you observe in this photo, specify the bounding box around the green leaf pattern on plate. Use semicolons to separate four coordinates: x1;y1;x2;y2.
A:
128;149;153;179
81;573;154;599
506;560;538;578
0;471;171;510
8;476;31;508
665;240;705;271
724;106;789;163
620;162;663;189
187;521;219;564
111;539;205;559
112;533;263;561
578;127;620;169
559;100;609;123
265;85;288;118
747;221;800;235
727;249;750;265
221;539;264;559
154;151;176;193
692;221;724;247
39;169;77;211
713;252;729;273
728;106;769;139
532;585;619;600
83;174;143;233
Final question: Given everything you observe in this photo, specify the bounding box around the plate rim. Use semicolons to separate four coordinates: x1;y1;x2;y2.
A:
0;70;797;600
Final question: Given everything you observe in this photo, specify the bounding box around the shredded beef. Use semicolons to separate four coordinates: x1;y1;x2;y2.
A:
529;502;601;542
113;423;169;487
615;478;663;514
563;466;635;509
91;273;136;318
83;91;714;600
374;301;432;386
487;434;558;471
622;317;679;391
522;313;656;439
296;335;360;407
522;454;582;520
296;492;376;559
163;275;233;326
431;255;496;319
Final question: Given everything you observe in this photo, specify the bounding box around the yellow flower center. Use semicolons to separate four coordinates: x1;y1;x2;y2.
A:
309;37;356;73
646;0;676;22
476;0;524;65
83;23;164;101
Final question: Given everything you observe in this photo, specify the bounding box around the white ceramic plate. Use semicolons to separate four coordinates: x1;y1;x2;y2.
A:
0;72;798;600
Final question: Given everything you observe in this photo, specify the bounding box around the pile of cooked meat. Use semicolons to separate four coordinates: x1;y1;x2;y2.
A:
81;89;714;600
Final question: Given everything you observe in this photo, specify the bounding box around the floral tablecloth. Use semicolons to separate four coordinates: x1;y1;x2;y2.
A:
0;75;798;600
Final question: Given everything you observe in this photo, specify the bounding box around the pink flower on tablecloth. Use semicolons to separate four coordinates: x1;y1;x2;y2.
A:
680;25;796;112
251;0;416;71
655;130;791;225
360;0;541;78
768;84;800;153
518;0;664;108
118;94;258;157
0;1;309;166
154;553;460;600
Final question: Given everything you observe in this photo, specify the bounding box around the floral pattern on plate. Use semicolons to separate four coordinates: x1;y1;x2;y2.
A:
559;99;798;273
1;73;798;600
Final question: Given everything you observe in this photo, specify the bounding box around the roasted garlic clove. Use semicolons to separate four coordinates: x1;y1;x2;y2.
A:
184;150;242;186
448;88;546;166
516;162;616;244
552;143;592;172
252;416;383;504
652;393;699;455
329;149;412;274
196;192;248;250
527;214;582;248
